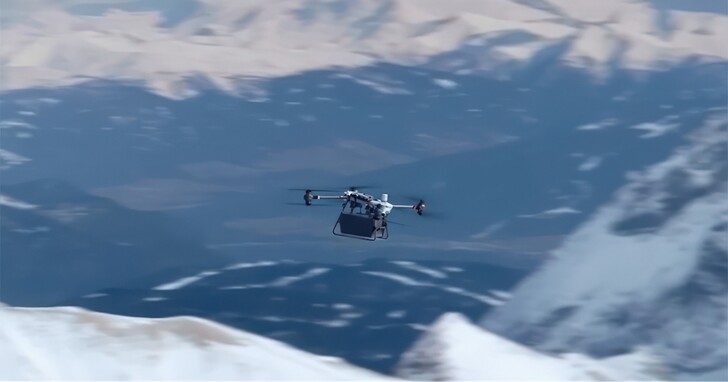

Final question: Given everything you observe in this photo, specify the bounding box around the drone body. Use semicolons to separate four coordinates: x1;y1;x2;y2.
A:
300;188;425;241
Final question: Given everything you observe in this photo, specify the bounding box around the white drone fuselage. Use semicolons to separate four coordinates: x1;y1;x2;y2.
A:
343;190;411;216
310;189;422;217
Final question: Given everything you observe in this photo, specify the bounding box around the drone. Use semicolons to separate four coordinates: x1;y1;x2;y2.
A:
294;187;426;241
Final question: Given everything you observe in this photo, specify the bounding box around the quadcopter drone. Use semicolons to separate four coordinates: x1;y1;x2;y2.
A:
294;187;426;241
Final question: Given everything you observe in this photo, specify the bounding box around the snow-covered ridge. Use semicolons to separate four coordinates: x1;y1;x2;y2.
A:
396;313;665;380
0;304;392;380
0;304;665;380
2;0;726;98
482;113;728;378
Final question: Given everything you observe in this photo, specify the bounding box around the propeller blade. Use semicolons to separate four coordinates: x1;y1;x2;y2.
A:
284;203;335;207
289;185;378;193
396;196;444;220
387;220;407;226
347;185;378;191
288;188;340;192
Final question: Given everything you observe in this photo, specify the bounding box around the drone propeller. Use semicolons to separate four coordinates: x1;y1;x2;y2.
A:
288;186;378;193
347;185;378;191
397;195;445;219
284;202;335;207
287;188;340;193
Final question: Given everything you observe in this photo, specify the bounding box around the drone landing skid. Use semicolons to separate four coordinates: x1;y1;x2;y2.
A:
333;212;388;241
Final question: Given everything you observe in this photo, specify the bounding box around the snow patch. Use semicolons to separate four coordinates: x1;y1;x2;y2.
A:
44;206;91;223
0;195;37;210
221;268;330;290
576;119;617;131
268;268;330;287
579;156;603;171
518;207;581;218
363;271;419;286
0;120;36;129
339;312;363;320
432;79;458;89
142;297;167;302
11;226;50;234
387;310;407;319
224;261;277;270
0;149;31;169
391;261;448;279
363;271;502;305
153;270;219;291
631;120;679;138
82;293;107;299
488;290;512;301
470;221;506;239
258;315;351;328
442;267;464;273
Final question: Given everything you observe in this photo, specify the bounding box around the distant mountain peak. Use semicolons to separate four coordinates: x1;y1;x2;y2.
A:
396;312;663;380
2;0;726;98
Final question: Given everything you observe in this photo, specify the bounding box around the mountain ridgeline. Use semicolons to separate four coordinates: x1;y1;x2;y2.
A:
482;116;728;380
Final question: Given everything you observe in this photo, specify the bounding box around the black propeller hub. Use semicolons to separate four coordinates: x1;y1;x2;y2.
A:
415;200;426;215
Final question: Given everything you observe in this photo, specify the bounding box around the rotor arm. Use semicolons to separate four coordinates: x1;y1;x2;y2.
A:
391;200;426;215
303;189;344;206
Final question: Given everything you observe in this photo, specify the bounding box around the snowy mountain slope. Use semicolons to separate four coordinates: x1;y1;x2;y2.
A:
481;113;728;378
2;0;726;97
0;304;392;380
396;313;665;381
